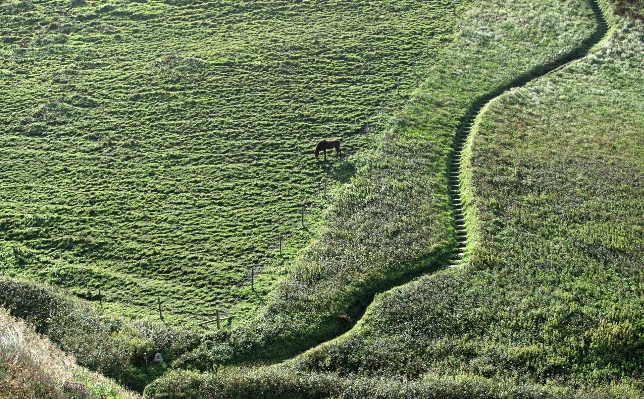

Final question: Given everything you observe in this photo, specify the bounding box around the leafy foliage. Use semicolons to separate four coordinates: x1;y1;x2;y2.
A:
0;306;139;399
614;0;644;20
144;366;641;399
0;278;197;392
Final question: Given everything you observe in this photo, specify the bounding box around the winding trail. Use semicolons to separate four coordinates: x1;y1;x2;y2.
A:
291;0;613;359
447;0;611;268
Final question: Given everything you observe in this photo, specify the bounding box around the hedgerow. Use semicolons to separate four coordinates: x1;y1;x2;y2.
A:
144;366;642;399
0;307;139;399
0;278;197;392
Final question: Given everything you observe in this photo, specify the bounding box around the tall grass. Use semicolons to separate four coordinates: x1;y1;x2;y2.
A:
160;0;600;376
0;278;198;392
144;366;642;399
0;306;139;399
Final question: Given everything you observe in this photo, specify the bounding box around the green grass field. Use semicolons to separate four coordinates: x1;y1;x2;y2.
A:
0;0;462;324
148;0;644;397
2;0;643;397
160;0;600;369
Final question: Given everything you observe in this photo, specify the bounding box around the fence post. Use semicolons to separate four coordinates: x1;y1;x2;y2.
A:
216;309;220;330
301;202;306;228
158;297;164;323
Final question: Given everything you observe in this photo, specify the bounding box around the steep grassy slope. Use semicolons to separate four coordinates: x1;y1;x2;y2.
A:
0;278;198;392
144;0;611;395
157;0;644;397
0;306;139;399
0;0;462;324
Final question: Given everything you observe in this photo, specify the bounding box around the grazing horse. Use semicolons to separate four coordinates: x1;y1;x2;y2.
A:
315;139;341;160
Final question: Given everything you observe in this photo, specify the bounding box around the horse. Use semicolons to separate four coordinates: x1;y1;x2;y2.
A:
315;139;341;160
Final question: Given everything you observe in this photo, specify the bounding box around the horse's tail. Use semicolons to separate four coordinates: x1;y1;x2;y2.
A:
315;143;320;158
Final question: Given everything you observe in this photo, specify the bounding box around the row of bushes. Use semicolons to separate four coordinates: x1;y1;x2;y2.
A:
0;277;198;392
0;307;138;399
144;367;641;399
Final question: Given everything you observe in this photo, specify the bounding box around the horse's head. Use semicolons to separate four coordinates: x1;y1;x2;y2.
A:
315;140;325;158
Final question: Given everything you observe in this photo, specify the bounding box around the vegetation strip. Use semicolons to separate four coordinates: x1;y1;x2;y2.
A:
453;0;611;266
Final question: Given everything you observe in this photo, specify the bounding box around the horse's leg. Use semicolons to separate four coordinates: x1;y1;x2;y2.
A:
324;149;327;160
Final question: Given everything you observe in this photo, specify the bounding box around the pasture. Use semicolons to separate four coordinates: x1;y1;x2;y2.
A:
2;0;643;397
0;0;459;324
148;0;644;397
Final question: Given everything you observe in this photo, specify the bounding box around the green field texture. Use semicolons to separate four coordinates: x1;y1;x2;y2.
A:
210;0;643;396
0;0;465;324
3;0;643;397
147;0;601;377
147;0;644;398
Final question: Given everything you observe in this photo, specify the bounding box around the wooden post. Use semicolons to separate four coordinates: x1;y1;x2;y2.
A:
251;266;255;291
301;202;306;227
216;309;220;330
158;297;164;323
98;288;102;307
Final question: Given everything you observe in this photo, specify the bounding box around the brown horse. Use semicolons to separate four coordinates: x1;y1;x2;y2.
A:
315;139;341;160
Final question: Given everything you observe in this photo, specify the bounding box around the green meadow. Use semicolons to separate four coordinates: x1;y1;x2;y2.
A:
2;0;643;397
0;0;460;324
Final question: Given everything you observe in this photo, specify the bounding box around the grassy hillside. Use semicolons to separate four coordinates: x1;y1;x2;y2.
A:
145;0;626;396
144;0;644;397
0;306;139;399
4;0;642;397
0;0;460;324
159;0;599;369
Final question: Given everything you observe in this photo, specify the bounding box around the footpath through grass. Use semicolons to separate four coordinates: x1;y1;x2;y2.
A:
0;0;460;324
145;0;610;395
147;1;644;398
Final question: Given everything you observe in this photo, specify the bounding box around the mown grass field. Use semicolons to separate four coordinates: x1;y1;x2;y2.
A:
0;0;461;324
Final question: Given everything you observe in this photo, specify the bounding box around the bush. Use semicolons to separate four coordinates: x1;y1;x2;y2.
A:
0;278;198;392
